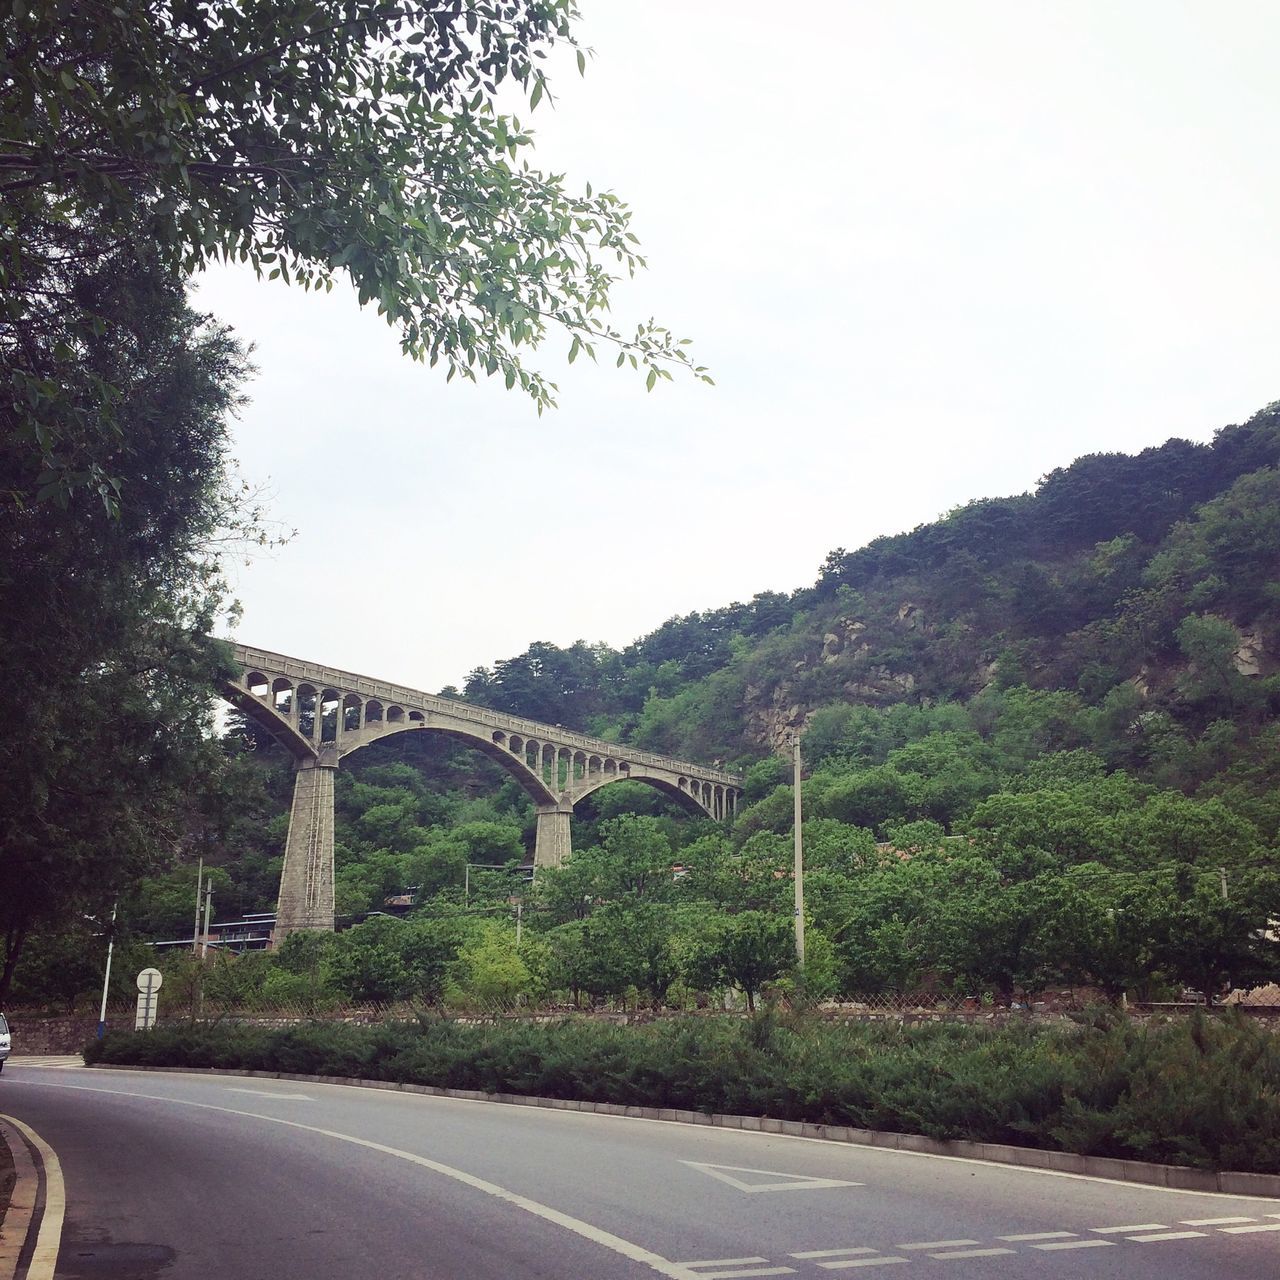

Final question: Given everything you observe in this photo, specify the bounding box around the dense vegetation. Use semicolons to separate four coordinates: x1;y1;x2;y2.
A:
86;1009;1280;1173
11;405;1280;1012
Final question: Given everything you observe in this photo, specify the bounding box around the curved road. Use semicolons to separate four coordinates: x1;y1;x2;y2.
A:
2;1062;1278;1279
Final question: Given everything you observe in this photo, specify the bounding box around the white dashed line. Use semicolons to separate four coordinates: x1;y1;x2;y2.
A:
898;1240;979;1251
997;1232;1077;1242
816;1261;908;1271
1031;1240;1116;1251
1127;1231;1208;1243
1090;1223;1167;1234
928;1248;1016;1260
699;1270;795;1279
790;1250;878;1259
1220;1223;1280;1235
1182;1217;1255;1226
681;1262;770;1270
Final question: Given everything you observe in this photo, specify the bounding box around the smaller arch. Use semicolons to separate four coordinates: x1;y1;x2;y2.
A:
246;671;269;697
573;750;586;782
525;739;540;770
365;699;383;724
409;710;425;723
387;705;405;723
342;693;361;733
272;678;293;716
604;758;616;777
510;735;523;756
319;688;340;743
678;776;688;791
297;684;318;736
588;754;602;777
493;731;507;747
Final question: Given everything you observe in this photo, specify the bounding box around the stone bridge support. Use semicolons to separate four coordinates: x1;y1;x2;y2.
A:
534;804;574;870
276;759;338;939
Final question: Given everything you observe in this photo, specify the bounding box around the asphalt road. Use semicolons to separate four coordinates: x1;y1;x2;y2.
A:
1;1062;1278;1280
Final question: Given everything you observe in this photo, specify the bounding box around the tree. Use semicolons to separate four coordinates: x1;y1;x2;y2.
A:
684;911;792;1013
0;250;249;1003
3;0;709;502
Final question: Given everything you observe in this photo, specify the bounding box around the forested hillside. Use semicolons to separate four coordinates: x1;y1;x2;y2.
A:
14;403;1279;1010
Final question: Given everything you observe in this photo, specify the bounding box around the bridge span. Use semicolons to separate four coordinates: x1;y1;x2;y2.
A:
221;643;744;939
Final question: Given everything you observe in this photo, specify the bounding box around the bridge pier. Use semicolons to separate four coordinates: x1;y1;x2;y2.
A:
275;758;337;942
534;804;573;869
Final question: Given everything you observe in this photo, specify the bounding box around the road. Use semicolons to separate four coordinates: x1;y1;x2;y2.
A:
1;1062;1277;1279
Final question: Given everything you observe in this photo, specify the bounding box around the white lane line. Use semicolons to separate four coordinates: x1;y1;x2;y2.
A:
898;1240;979;1250
1220;1223;1280;1234
929;1249;1016;1260
0;1115;66;1280
680;1261;769;1269
816;1261;908;1271
4;1080;689;1279
1089;1223;1167;1233
225;1088;314;1101
997;1232;1077;1242
694;1269;795;1279
1182;1217;1254;1226
1032;1240;1116;1251
791;1249;877;1259
1127;1231;1208;1242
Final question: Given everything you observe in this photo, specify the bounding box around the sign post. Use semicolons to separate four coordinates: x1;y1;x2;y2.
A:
135;967;163;1031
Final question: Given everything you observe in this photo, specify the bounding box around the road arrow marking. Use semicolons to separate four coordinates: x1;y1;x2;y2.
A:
225;1088;314;1101
680;1161;862;1193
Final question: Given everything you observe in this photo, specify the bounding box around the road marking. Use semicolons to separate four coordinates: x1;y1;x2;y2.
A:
1127;1231;1208;1242
4;1081;691;1280
225;1088;314;1101
679;1261;770;1269
1182;1217;1254;1226
1089;1223;1167;1233
997;1232;1077;1242
928;1248;1016;1260
4;1057;82;1069
816;1260;908;1270
0;1117;39;1280
1219;1223;1280;1234
0;1115;65;1280
898;1240;979;1250
791;1249;878;1259
1031;1240;1115;1250
694;1270;795;1279
681;1162;862;1193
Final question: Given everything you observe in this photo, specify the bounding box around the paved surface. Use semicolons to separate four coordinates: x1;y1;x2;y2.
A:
1;1064;1277;1279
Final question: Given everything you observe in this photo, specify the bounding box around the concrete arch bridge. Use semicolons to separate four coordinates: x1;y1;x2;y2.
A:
221;644;744;939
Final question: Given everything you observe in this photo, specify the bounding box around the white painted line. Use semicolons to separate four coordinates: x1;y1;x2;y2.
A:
816;1261;908;1271
0;1115;65;1280
1182;1217;1255;1226
1031;1240;1116;1251
1089;1223;1167;1233
898;1240;979;1250
681;1161;862;1193
1220;1223;1280;1234
928;1249;1016;1260
791;1249;878;1259
225;1088;314;1100
997;1232;1077;1242
697;1269;795;1280
680;1261;769;1269
1127;1231;1208;1242
2;1081;690;1279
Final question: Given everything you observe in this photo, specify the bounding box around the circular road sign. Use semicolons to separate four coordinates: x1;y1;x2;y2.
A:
136;967;163;992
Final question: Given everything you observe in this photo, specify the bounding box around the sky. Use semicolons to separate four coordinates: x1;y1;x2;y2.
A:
200;0;1280;695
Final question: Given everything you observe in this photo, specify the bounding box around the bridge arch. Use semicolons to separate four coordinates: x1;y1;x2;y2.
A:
569;771;718;818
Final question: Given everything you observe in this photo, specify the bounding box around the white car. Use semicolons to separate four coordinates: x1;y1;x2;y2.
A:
0;1012;9;1072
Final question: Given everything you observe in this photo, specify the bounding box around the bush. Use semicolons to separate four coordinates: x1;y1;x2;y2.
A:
84;1009;1280;1173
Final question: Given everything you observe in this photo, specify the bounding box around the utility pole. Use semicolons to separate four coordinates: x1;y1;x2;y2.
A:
191;857;203;954
201;880;214;959
96;902;117;1040
792;734;805;968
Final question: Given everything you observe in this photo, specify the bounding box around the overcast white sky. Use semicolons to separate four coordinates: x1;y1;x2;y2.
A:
201;0;1280;694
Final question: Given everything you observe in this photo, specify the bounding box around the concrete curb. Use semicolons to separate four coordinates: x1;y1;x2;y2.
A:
0;1117;39;1280
88;1063;1280;1199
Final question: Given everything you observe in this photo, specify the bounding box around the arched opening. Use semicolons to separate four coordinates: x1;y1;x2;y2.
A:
319;688;340;743
493;731;507;748
409;711;425;723
297;684;318;737
272;678;293;716
246;671;269;698
343;693;362;733
365;699;383;725
387;705;405;723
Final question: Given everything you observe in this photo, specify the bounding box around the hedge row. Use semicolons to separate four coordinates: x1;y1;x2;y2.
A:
85;1009;1280;1173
